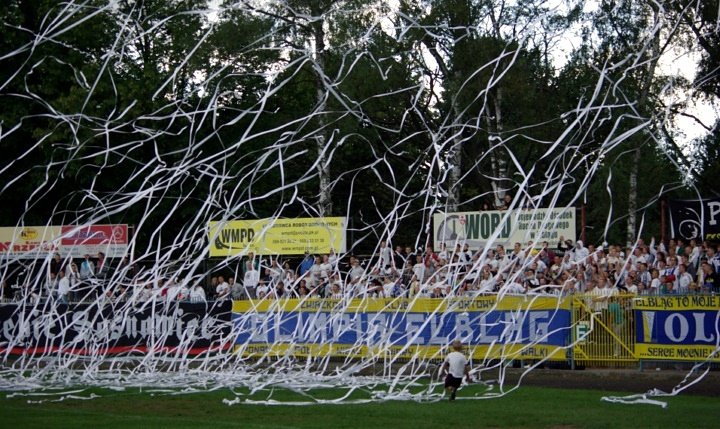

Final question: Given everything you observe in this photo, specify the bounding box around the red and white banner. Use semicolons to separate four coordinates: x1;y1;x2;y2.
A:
0;224;129;259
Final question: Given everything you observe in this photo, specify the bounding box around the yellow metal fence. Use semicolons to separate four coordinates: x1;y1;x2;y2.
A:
571;294;637;368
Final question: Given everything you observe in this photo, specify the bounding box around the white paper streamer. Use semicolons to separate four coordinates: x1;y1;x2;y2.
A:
0;0;715;406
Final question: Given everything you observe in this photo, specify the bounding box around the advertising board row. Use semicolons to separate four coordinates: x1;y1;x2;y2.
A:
233;295;720;363
0;224;129;259
0;296;718;362
208;209;575;258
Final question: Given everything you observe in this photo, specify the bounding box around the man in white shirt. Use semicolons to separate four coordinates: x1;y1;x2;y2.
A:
189;283;207;303
573;240;589;264
623;275;639;295
506;242;523;267
230;277;245;300
677;263;693;294
215;275;230;300
255;282;269;299
328;248;338;267
503;279;526;295
347;257;365;284
484;249;499;273
378;240;392;268
57;270;70;304
319;255;333;281
308;256;323;288
268;259;284;285
589;280;616;312
662;256;679;291
412;255;427;284
243;261;260;298
441;340;471;401
705;246;720;273
381;277;396;298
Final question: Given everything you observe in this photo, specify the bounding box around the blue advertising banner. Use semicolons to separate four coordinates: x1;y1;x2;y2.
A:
635;296;720;361
233;297;571;360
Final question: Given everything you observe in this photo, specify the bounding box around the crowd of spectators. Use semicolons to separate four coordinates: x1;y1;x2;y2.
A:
198;236;720;303
2;236;719;305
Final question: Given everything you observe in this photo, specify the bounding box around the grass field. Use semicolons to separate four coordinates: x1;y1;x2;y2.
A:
2;382;718;429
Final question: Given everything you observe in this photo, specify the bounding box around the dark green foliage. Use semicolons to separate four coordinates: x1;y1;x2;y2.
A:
0;0;715;256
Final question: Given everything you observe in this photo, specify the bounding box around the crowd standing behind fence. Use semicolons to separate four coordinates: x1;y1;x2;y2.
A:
2;235;720;305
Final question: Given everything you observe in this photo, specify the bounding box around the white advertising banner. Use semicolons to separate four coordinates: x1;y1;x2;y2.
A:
433;207;576;251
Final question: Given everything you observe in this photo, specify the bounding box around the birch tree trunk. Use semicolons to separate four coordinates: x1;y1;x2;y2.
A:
626;147;641;247
446;104;463;212
488;5;508;208
627;5;661;246
492;88;507;205
311;9;332;217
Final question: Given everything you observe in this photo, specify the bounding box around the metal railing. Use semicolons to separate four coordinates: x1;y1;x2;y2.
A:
571;294;637;368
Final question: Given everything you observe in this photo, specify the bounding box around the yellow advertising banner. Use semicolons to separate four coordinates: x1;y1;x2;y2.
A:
0;226;61;257
209;217;346;257
232;295;569;314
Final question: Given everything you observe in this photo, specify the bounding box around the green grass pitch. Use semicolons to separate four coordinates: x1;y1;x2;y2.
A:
2;384;718;429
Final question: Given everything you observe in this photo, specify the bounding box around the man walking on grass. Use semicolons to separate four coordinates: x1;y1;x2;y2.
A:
442;340;471;401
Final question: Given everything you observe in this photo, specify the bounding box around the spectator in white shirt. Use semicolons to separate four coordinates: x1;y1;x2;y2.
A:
412;255;427;284
378;240;392;268
57;270;70;304
268;259;284;285
243;261;260;297
215;275;230;300
677;263;693;294
319;255;333;280
573;240;589;264
308;256;323;287
648;269;661;295
80;254;95;279
189;283;207;303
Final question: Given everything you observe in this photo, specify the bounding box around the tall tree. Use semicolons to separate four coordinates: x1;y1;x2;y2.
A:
557;1;694;244
398;0;584;213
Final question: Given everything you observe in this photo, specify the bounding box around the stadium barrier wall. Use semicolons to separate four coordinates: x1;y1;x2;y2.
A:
1;295;717;368
233;294;720;368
